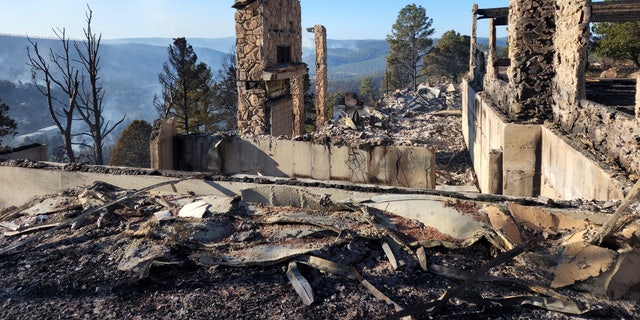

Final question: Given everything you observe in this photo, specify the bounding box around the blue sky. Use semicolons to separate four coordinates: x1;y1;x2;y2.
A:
1;1;508;40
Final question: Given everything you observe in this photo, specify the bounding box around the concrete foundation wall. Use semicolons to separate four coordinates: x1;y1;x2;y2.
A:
463;80;541;197
541;126;625;201
0;165;384;209
464;79;626;200
221;136;436;189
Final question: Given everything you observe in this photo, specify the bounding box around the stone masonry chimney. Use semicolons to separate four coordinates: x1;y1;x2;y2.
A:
233;0;308;136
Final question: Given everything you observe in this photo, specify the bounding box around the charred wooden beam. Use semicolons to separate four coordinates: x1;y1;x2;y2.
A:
476;1;640;26
591;1;640;22
477;7;508;20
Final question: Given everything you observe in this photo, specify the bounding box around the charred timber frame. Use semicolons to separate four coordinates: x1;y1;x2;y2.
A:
477;0;640;25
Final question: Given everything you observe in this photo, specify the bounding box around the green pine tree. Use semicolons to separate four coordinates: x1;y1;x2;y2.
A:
422;30;470;83
108;120;152;168
386;4;435;90
156;37;216;133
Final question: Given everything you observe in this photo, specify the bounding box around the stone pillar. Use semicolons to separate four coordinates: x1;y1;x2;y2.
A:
552;0;590;130
313;25;328;129
507;0;556;122
291;74;305;136
150;118;175;170
469;4;478;81
487;18;498;78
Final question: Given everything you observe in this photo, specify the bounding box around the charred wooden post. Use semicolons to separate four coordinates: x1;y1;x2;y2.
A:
307;25;328;130
469;4;478;82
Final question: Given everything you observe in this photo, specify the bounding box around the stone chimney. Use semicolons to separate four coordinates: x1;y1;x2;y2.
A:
233;0;308;136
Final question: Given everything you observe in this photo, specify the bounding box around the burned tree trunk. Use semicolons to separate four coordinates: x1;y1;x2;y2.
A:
75;7;124;165
27;30;79;163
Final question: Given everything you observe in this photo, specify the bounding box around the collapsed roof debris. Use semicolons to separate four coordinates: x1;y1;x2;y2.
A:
1;176;639;319
300;84;475;187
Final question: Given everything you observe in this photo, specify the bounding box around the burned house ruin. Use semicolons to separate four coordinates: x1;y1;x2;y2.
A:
465;0;640;200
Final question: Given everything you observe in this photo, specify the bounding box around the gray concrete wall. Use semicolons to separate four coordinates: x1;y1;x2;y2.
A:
541;125;626;201
220;136;436;189
0;145;48;162
462;79;541;197
463;79;626;200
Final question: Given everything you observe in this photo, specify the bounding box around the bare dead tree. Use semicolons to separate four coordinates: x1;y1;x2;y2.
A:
27;29;79;163
212;51;238;130
75;7;124;165
154;83;175;119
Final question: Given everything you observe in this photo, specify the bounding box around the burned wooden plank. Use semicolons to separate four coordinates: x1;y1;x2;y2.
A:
476;7;508;20
591;0;640;22
586;78;637;108
477;1;640;25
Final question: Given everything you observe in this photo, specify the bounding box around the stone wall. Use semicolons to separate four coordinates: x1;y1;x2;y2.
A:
236;85;267;135
235;1;263;82
572;100;640;174
313;25;328;128
290;74;305;135
261;0;303;66
505;0;556;122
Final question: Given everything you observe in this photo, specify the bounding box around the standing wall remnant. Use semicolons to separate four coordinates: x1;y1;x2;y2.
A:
221;136;437;189
233;0;307;136
466;0;640;199
150;118;175;170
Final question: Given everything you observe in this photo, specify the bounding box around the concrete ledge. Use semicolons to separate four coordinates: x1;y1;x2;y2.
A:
221;136;436;189
0;164;428;209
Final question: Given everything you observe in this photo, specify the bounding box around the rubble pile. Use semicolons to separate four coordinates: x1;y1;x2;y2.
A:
304;84;475;186
1;178;639;319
